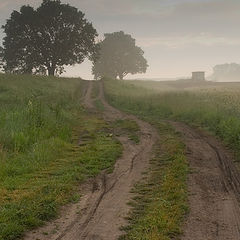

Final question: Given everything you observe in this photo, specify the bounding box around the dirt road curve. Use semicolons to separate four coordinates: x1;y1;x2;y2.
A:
76;81;158;239
24;81;240;240
171;122;240;240
24;80;158;240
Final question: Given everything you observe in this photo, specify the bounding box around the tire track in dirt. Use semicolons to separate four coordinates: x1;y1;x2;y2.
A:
73;81;158;240
171;122;240;240
24;80;158;240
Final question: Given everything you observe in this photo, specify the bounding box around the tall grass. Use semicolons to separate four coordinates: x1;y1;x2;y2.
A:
104;78;240;160
0;74;122;240
0;75;83;183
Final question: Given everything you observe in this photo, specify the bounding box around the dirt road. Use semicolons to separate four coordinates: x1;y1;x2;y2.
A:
24;81;240;240
24;81;158;240
171;122;240;240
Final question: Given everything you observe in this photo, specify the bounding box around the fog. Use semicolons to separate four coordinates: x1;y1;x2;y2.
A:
1;0;240;80
211;63;240;82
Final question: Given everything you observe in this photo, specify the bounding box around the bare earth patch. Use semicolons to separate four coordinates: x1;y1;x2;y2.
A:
171;122;240;240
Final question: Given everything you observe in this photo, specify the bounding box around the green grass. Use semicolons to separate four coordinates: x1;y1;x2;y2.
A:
91;80;100;99
112;119;140;144
0;74;122;240
103;79;189;239
104;79;240;240
90;81;105;111
120;122;188;240
104;78;240;162
94;99;105;111
103;77;240;238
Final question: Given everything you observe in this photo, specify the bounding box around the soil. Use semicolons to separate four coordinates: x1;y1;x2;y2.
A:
171;122;240;240
24;80;158;240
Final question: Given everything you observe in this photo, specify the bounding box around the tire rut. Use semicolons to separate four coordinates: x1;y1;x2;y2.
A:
171;121;240;240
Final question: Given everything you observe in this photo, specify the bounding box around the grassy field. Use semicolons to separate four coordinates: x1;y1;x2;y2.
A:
103;78;240;239
0;74;122;240
104;78;240;162
3;75;240;240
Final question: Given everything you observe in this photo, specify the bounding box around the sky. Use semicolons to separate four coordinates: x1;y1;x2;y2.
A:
0;0;239;79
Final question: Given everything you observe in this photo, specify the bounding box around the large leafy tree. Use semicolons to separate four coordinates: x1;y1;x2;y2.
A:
92;31;148;80
2;0;98;76
3;6;36;74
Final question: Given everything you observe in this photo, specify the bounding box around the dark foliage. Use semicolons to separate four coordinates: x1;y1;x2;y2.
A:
92;31;148;80
2;0;98;76
0;46;3;70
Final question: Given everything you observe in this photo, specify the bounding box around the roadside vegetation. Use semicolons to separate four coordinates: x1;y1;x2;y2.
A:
0;74;122;240
120;122;188;240
103;77;240;239
112;119;140;144
104;78;240;162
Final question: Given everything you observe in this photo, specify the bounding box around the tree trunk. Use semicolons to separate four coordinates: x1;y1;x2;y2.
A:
119;73;124;80
48;66;55;76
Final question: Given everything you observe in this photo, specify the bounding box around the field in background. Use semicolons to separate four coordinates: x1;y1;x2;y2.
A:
126;79;240;92
103;78;240;239
0;75;122;240
2;75;240;240
104;78;240;163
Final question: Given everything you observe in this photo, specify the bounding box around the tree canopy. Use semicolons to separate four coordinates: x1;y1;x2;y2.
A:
0;46;3;70
92;31;148;80
212;63;240;82
2;0;98;76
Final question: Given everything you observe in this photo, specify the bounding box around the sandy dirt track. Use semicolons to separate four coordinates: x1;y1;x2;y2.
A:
171;122;240;240
24;80;158;240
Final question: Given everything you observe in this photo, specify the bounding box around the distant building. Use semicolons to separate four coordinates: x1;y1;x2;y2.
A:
192;72;205;81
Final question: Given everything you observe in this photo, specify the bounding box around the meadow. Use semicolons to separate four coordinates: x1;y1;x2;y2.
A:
2;75;240;240
103;78;240;239
104;78;240;162
0;74;122;240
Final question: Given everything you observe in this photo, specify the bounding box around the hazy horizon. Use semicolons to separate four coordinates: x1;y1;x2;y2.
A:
0;0;240;80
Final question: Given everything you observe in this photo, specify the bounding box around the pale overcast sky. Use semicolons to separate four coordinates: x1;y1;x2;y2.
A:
0;0;240;79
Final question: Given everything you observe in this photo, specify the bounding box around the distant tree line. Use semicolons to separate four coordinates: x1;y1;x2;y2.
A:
0;0;148;78
212;63;240;82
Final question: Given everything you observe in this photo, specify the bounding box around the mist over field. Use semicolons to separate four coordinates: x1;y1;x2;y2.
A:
0;0;240;80
1;1;240;240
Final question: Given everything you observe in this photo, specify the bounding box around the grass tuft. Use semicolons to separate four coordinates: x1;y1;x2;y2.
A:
112;119;140;144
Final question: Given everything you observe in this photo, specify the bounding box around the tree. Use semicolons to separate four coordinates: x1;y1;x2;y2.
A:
212;63;240;82
3;5;36;74
2;0;98;76
92;31;148;80
0;46;4;71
